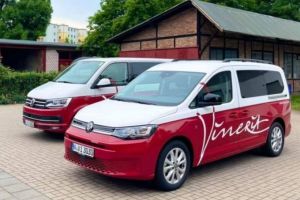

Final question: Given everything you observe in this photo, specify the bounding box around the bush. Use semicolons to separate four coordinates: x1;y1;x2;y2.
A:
0;65;58;104
292;95;300;111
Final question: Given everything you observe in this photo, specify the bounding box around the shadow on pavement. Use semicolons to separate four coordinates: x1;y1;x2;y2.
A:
26;131;64;143
69;150;267;193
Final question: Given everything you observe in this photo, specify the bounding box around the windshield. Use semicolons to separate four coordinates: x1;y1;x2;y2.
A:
113;71;206;106
55;61;104;84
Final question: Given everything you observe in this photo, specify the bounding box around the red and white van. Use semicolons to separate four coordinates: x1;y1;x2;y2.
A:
64;60;291;190
23;58;170;133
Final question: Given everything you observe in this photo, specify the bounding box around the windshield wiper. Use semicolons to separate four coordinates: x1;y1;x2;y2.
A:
112;97;128;102
129;100;155;105
112;97;155;105
56;81;74;84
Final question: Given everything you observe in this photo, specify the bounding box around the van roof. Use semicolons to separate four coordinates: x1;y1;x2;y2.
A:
149;60;280;74
79;57;173;62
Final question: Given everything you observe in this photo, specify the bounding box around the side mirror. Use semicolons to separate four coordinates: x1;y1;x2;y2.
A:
198;93;222;107
96;78;112;88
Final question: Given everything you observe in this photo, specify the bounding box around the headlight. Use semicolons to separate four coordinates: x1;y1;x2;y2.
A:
45;98;72;108
113;125;157;139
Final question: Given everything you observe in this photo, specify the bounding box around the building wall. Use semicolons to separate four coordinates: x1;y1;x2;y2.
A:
58;25;69;43
45;49;59;72
120;7;198;59
199;16;300;92
42;24;59;43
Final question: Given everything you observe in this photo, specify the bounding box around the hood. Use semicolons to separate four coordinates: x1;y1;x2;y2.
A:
74;99;178;127
27;82;87;99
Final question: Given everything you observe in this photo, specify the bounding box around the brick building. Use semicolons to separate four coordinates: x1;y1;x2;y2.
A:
0;39;82;72
108;0;300;92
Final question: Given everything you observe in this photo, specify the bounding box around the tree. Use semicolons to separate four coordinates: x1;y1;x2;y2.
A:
0;0;15;11
82;0;182;57
0;0;52;40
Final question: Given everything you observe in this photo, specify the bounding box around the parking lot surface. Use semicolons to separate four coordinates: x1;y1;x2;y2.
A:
0;104;299;200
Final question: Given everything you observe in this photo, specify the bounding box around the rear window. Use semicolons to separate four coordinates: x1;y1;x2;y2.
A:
237;70;284;98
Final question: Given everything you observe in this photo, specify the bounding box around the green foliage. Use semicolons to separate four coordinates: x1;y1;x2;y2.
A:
0;0;52;40
0;65;58;104
82;0;182;57
292;95;300;111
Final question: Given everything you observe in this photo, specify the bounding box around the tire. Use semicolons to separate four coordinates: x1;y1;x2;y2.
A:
155;140;191;191
263;122;285;157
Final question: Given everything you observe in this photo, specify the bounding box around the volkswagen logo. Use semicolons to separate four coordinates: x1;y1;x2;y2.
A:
85;121;94;133
30;99;36;107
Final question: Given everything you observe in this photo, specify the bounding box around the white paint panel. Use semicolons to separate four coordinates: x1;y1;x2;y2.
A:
46;49;59;72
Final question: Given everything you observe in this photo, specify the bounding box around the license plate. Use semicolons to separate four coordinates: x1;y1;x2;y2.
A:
72;143;94;158
24;119;34;128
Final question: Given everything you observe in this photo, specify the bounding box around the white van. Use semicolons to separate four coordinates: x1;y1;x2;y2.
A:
23;58;171;133
64;59;291;191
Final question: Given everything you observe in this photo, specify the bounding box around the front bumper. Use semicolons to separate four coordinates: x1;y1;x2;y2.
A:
64;126;158;180
23;105;70;133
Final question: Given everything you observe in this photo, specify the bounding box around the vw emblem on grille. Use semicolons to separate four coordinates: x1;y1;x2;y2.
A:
85;121;94;133
30;99;36;107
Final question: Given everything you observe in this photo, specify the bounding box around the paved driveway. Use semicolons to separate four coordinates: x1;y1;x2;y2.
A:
0;104;299;200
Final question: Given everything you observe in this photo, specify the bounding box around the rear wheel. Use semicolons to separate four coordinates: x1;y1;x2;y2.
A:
263;122;284;157
155;140;191;191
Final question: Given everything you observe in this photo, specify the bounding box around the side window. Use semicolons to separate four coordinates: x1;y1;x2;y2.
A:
101;63;128;85
129;62;161;81
190;71;232;108
237;71;266;98
264;71;284;95
237;70;284;98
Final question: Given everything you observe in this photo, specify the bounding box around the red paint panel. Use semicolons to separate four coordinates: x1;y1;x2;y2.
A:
23;94;114;133
64;99;291;180
119;47;199;59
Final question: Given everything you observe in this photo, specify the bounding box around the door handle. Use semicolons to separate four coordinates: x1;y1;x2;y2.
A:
239;110;249;117
229;112;238;119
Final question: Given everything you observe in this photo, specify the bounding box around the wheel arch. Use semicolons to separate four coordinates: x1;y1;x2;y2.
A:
158;136;195;168
272;117;286;135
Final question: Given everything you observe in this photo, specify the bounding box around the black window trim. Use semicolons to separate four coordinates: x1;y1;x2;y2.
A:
189;70;233;109
91;62;129;89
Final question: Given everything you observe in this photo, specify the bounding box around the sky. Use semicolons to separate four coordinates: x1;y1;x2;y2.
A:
51;0;101;29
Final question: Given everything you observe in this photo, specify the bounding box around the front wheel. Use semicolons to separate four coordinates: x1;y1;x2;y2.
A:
155;140;191;191
263;122;284;157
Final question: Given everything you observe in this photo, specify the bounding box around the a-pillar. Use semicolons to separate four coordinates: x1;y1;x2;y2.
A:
0;48;2;64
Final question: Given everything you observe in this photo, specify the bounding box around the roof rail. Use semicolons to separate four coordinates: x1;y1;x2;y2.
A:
223;58;272;64
172;59;199;62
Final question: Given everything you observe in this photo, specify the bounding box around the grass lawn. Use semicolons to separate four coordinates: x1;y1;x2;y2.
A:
292;95;300;111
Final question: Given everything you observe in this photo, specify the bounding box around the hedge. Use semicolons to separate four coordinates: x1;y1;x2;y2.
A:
0;66;58;104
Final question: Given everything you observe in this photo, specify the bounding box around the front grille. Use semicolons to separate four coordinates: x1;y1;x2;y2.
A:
65;149;118;175
25;97;47;109
72;119;115;134
23;112;62;123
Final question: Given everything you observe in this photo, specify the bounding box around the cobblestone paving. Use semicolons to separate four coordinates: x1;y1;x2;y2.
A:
0;169;49;200
0;104;299;200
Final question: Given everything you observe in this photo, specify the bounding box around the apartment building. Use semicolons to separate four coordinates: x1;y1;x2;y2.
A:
40;24;88;44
